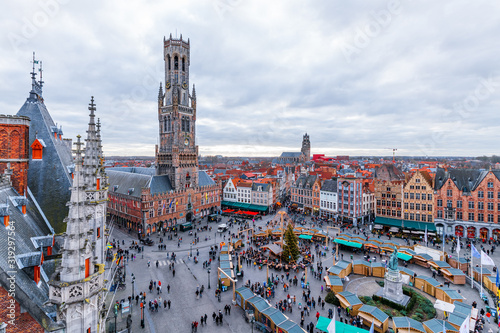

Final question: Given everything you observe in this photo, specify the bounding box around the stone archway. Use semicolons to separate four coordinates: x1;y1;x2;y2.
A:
455;225;464;237
186;212;193;222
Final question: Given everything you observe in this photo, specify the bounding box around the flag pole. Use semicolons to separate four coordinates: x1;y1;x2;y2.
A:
470;251;473;289
481;258;483;296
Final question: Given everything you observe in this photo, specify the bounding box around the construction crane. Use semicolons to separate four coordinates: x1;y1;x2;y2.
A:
385;148;397;163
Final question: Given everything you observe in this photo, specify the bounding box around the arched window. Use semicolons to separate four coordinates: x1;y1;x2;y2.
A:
174;56;179;70
181;117;185;132
186;117;190;132
167;55;171;70
182;57;185;71
163;116;168;132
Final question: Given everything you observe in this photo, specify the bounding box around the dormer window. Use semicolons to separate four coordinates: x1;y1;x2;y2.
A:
31;138;46;160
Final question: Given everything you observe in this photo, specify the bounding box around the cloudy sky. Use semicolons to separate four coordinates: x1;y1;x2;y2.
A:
2;1;500;157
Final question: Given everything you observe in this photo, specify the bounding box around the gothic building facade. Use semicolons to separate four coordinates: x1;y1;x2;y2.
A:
277;133;311;164
107;35;220;234
49;98;107;333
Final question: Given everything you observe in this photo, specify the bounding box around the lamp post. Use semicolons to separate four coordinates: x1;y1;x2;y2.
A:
207;269;211;289
131;274;135;299
190;244;192;257
251;316;255;333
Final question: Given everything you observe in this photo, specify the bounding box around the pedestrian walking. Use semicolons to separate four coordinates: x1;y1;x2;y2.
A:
173;269;175;277
167;300;171;309
148;260;151;268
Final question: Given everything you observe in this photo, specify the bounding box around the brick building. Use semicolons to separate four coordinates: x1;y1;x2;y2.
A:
434;168;500;239
0;115;30;195
403;170;434;223
290;174;319;214
374;164;404;219
107;35;220;234
337;176;370;225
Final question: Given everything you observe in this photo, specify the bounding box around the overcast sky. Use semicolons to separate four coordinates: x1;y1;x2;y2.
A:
2;1;500;157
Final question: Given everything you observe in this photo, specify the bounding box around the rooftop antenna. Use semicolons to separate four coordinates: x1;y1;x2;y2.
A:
38;61;44;88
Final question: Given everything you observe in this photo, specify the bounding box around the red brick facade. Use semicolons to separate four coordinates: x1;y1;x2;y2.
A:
0;115;30;195
0;286;43;333
435;171;500;239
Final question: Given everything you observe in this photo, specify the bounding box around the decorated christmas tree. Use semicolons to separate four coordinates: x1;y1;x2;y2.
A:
282;223;300;263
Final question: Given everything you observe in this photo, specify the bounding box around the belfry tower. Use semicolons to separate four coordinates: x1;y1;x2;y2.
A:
156;34;199;190
49;98;106;333
301;133;311;161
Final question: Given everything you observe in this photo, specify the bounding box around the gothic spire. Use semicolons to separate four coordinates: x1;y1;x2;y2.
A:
83;97;99;186
158;82;164;100
192;84;196;100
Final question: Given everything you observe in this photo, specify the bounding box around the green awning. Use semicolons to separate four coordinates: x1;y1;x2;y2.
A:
316;317;369;333
221;201;268;212
334;239;362;248
299;234;313;240
397;252;412;261
375;217;436;232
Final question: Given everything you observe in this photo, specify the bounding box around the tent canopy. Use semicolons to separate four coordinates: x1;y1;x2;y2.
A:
299;234;313;240
316;317;370;333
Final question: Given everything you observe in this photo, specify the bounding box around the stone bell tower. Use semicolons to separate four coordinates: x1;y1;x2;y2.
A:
156;34;199;190
301;133;311;162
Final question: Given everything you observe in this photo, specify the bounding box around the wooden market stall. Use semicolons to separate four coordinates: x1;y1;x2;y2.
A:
413;253;434;268
260;307;287;332
371;262;385;278
324;275;343;293
353;260;371;276
246;296;271;321
327;260;352;278
393;317;427;333
447;312;469;331
422;319;458;333
357;305;389;333
399;267;416;285
335;291;363;316
435;287;464;303
235;287;257;309
484;275;499;295
473;266;492;282
276;319;307;333
428;260;451;273
414;276;442;297
440;268;466;285
446;255;468;271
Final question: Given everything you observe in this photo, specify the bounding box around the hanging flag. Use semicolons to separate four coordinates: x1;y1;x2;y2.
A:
169;199;174;208
424;226;428;244
327;310;336;333
205;193;208;200
471;244;481;259
456;237;460;255
496;269;499;289
481;250;495;266
176;201;178;205
116;255;122;266
107;242;113;249
369;321;374;333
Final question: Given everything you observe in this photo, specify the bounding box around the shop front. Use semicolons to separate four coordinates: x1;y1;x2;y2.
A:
455;225;464;237
467;226;476;238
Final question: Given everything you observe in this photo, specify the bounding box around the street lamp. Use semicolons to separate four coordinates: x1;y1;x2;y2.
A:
131;274;135;299
190;244;192;257
207;269;211;289
250;316;255;333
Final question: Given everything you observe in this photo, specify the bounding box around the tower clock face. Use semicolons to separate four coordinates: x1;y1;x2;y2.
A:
182;81;188;90
166;81;171;89
184;138;189;146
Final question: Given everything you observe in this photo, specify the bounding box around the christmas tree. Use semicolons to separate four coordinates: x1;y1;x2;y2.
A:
282;223;300;263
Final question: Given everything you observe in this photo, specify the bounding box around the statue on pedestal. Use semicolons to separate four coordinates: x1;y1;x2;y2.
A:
388;247;398;271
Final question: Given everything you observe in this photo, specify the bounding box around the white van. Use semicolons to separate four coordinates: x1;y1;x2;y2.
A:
217;224;228;233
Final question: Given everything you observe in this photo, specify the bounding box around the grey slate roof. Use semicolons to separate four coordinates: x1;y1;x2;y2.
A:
337;291;362;306
321;179;337;192
252;183;271;192
280;152;303;158
107;170;151;198
0;183;59;329
199;170;216;186
294;174;317;188
434;168;485;191
17;97;73;233
107;168;215;195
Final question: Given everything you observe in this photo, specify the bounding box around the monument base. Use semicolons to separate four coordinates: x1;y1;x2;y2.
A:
375;269;410;307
